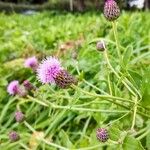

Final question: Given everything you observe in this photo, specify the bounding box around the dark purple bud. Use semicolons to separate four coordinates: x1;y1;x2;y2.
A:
9;131;20;142
23;80;36;91
15;111;25;123
54;70;77;89
96;40;106;51
18;87;27;97
104;0;120;21
96;128;109;142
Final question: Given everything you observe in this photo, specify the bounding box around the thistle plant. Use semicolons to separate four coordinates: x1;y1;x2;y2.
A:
102;0;141;133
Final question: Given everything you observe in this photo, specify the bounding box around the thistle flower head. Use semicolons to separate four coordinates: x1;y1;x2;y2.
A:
15;111;25;123
7;80;20;95
104;0;120;21
96;128;109;142
23;80;35;91
24;56;38;71
9;131;20;142
54;70;77;89
37;57;62;84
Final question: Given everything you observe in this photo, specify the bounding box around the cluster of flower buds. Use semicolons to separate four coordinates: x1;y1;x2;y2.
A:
7;80;35;97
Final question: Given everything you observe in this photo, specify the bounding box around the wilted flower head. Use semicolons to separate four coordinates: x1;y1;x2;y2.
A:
7;80;20;95
9;131;20;142
54;70;78;89
15;111;25;123
24;56;38;71
104;0;120;21
96;40;106;51
23;80;36;91
37;57;62;84
96;128;109;142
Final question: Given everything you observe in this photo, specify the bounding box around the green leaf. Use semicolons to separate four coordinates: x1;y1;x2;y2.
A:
122;135;144;150
122;45;133;68
141;68;150;108
59;130;73;148
146;132;150;149
109;124;122;141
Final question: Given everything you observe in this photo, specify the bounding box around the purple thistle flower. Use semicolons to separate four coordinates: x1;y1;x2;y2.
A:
23;80;36;91
54;70;78;89
24;56;38;71
15;111;25;123
9;131;20;142
37;57;62;84
96;128;109;142
104;0;120;21
7;80;20;95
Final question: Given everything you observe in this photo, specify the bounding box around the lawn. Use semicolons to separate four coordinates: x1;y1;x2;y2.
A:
0;11;150;150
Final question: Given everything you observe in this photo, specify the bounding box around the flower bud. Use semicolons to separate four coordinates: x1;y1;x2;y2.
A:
54;70;77;89
96;40;106;51
104;0;120;21
23;80;36;91
96;128;109;142
15;111;25;123
9;131;20;142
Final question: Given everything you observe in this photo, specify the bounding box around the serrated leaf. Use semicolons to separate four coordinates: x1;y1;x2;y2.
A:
122;135;144;150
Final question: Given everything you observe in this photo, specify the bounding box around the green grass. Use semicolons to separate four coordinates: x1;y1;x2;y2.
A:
0;11;150;150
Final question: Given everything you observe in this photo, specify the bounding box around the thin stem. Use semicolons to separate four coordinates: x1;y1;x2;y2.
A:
50;104;129;113
73;85;134;103
137;129;150;140
103;50;137;97
83;79;108;95
131;96;138;130
112;21;121;58
106;112;130;126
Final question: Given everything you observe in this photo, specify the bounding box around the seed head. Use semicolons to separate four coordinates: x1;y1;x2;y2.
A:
15;111;25;123
96;40;106;51
96;128;109;142
24;56;38;71
7;80;20;95
37;57;62;84
54;70;77;89
104;0;120;21
9;131;20;142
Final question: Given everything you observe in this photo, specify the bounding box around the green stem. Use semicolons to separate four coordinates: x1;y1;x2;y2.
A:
112;21;121;58
137;129;150;140
50;104;129;113
73;85;134;103
83;79;108;95
103;50;137;97
131;96;138;130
